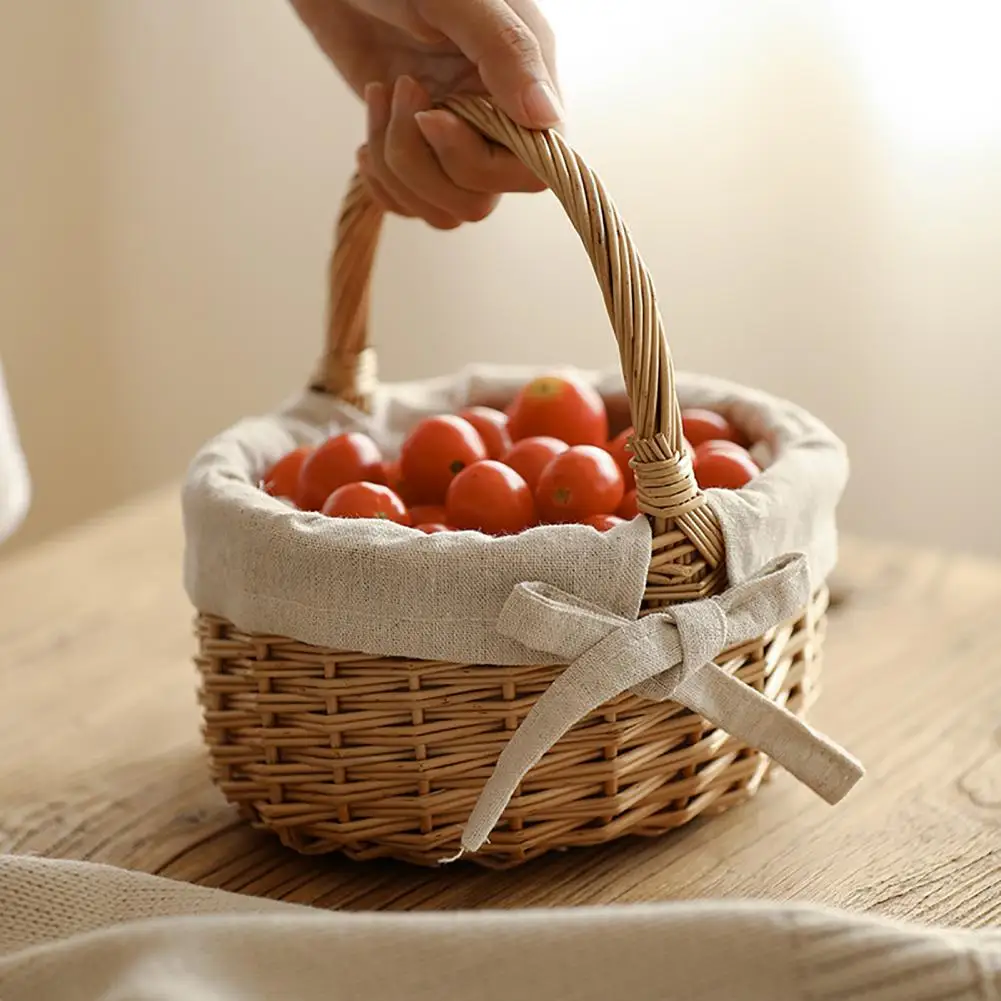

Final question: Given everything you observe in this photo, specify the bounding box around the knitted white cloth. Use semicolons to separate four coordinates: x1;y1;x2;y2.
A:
1;856;998;1000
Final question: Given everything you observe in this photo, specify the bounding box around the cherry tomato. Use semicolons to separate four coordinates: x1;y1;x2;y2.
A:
459;406;512;460
408;504;448;525
415;522;452;534
617;490;639;519
693;446;759;490
262;445;312;503
681;408;742;449
507;374;608;446
582;514;626;531
381;459;422;506
502;436;569;493
446;460;536;535
321;482;411;524
536;445;625;524
693;438;749;463
400;415;488;503
606;427;636;489
297;432;384;511
381;459;401;489
605;395;633;437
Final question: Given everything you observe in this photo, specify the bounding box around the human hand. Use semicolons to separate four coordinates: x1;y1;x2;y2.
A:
289;0;562;229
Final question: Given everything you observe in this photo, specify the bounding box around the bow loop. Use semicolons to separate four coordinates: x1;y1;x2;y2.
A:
497;581;627;662
714;552;813;649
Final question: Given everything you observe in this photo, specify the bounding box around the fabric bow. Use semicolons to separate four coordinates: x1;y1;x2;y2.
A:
448;553;863;859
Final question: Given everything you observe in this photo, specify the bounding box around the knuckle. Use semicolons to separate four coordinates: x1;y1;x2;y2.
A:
461;196;498;223
533;14;556;53
495;20;541;62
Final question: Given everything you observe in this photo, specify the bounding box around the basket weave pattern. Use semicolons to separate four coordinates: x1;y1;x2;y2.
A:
194;97;829;867
197;592;825;867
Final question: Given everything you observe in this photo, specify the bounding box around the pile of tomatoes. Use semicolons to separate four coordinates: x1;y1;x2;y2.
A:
261;374;763;535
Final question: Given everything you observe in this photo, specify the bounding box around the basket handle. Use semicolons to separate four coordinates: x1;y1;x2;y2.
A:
313;95;726;595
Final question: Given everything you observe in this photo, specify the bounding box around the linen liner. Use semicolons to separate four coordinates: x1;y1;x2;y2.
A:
182;364;847;666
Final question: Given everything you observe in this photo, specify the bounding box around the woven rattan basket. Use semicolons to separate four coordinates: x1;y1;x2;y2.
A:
192;97;859;868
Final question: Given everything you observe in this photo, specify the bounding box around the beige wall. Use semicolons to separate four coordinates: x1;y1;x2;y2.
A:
3;1;1001;556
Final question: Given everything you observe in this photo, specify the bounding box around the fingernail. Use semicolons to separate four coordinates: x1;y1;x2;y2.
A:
394;75;427;113
415;110;449;143
365;82;389;132
523;80;563;128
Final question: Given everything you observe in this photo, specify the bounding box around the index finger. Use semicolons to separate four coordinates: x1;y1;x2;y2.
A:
415;0;563;130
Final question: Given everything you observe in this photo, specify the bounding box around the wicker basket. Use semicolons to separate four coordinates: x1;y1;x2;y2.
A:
192;97;859;868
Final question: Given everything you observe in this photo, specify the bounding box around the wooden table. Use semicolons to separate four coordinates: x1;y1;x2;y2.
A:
1;489;999;927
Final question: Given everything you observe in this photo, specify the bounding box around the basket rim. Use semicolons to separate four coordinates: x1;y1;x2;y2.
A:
181;363;846;667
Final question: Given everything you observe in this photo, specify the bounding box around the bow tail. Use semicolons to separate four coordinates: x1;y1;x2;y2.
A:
448;656;862;862
451;629;664;859
674;665;863;805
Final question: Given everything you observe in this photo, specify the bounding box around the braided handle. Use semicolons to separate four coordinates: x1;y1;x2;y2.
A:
312;95;726;600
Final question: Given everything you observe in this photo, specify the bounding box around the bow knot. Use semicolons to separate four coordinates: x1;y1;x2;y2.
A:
446;553;863;860
672;599;728;683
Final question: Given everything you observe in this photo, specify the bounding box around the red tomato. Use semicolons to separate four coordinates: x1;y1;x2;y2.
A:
693;438;748;463
606;427;636;489
507;374;608;446
408;504;448;525
381;459;421;506
400;415;488;503
458;406;512;460
681;408;742;449
582;514;626;531
415;522;452;534
262;446;312;503
693;446;759;490
617;490;639;519
297;432;383;511
381;459;401;489
502;436;568;493
536;445;625;524
321;482;411;524
446;460;536;535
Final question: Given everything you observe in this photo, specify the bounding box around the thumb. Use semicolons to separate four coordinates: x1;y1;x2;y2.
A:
416;0;563;130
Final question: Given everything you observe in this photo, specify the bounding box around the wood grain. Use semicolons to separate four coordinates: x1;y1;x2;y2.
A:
1;488;999;926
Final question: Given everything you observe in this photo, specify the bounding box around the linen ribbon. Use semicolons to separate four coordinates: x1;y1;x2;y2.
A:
447;553;863;859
